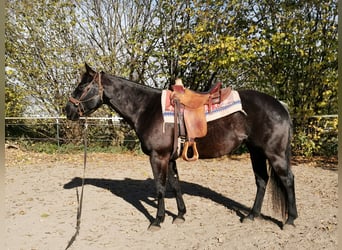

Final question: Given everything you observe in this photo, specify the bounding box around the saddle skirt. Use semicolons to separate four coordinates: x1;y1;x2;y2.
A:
161;88;245;124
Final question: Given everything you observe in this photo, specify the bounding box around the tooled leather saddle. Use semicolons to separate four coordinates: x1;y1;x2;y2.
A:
170;79;231;161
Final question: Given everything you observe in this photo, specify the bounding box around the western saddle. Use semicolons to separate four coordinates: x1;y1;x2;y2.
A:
170;79;231;161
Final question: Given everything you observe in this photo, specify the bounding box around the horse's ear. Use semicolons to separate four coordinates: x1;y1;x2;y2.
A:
85;63;96;76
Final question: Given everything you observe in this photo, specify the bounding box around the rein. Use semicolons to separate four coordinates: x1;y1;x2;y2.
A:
69;72;103;116
171;99;180;160
65;118;88;250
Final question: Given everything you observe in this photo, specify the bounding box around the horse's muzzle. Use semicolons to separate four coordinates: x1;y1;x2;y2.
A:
65;102;80;121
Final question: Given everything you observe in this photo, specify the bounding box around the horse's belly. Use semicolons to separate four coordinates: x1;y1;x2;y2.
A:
193;113;247;158
196;135;243;158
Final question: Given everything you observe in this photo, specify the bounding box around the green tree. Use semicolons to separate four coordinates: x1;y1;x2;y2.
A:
72;0;160;86
151;0;262;90
240;0;337;156
6;0;337;155
5;68;27;117
5;0;87;143
245;0;338;123
6;0;80;117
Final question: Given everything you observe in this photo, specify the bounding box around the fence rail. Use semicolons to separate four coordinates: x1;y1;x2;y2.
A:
5;116;128;148
5;115;338;155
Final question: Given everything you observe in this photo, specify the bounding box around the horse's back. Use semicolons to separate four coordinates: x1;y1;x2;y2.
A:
238;90;291;122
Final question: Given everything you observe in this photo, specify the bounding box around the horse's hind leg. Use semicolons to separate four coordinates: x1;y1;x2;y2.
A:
268;155;298;226
244;145;269;221
168;160;186;224
265;125;298;227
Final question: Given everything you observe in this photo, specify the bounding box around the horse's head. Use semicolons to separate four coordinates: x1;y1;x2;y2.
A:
65;63;104;121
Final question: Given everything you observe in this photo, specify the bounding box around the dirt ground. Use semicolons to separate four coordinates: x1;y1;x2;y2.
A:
5;148;338;250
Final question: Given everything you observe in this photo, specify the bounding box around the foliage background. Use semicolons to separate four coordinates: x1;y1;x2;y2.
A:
5;0;337;156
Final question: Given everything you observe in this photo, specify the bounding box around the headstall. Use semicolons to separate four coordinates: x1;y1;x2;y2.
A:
69;72;103;116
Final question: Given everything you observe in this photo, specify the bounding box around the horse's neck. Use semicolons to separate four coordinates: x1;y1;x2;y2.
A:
104;76;160;128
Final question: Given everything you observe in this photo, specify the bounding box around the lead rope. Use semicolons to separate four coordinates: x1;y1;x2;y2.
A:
65;118;88;250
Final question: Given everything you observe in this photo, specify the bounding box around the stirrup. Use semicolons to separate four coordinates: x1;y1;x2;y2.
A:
182;141;199;161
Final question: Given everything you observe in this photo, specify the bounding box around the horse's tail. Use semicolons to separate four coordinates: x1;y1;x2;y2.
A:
269;166;288;221
268;124;292;221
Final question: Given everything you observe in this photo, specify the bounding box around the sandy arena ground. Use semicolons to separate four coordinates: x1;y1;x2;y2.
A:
5;148;338;249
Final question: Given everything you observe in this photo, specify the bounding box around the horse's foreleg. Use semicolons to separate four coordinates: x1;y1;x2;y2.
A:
168;160;186;224
244;148;269;222
148;152;169;231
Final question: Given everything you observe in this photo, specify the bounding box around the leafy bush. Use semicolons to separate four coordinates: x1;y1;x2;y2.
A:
292;116;337;157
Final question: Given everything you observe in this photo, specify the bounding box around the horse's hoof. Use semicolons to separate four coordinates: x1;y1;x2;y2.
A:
148;224;161;232
241;214;254;223
282;222;296;230
241;218;253;224
173;216;185;225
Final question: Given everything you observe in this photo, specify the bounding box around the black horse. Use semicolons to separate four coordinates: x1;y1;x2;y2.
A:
65;64;297;230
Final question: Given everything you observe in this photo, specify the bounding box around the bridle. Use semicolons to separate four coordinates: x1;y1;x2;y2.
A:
65;72;104;249
69;72;104;116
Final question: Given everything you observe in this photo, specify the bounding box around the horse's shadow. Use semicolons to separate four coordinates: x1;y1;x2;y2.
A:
63;177;282;228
